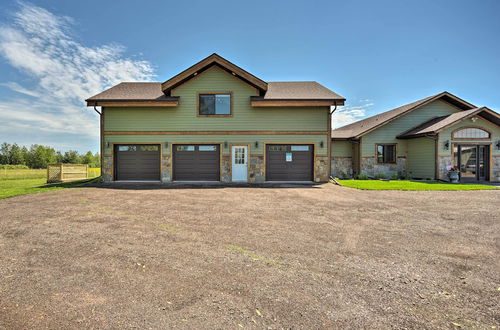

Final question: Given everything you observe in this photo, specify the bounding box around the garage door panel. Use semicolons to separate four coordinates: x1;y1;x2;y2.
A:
115;144;160;181
266;144;313;181
173;145;220;181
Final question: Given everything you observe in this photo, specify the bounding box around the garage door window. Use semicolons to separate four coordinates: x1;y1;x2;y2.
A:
177;145;195;151
291;145;310;151
268;146;287;152
199;145;216;151
140;145;159;152
118;145;136;151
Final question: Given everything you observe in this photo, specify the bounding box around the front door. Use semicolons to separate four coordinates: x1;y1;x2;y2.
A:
231;146;248;182
454;145;490;181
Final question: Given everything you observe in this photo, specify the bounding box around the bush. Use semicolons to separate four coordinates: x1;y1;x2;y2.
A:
374;173;387;180
0;164;29;170
357;173;369;180
390;173;399;180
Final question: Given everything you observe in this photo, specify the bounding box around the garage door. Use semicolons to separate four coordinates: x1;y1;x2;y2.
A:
173;144;220;181
114;144;160;181
266;144;313;181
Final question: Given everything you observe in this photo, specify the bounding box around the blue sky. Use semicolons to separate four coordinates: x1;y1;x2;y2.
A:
0;0;499;152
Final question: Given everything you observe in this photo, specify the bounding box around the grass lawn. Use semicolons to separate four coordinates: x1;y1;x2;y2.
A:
0;168;100;199
338;179;498;191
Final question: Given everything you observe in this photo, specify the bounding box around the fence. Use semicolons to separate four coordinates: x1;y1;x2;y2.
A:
47;164;88;183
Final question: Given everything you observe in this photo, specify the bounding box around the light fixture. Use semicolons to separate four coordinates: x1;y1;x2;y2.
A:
106;141;110;148
471;116;478;122
496;140;500;150
224;141;228;148
255;141;259;148
444;140;449;150
164;142;169;148
320;141;324;148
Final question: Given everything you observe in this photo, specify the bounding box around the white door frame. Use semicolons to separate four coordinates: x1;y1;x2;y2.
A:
231;145;248;182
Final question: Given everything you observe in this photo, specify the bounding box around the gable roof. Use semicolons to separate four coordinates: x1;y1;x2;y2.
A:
397;107;500;139
331;92;476;139
161;53;268;95
86;53;345;107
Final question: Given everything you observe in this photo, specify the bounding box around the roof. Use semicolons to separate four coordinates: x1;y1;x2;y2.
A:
86;53;344;107
397;107;500;138
161;53;268;94
331;92;477;139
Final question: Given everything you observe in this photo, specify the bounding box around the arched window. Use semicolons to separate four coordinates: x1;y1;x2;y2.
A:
452;127;490;139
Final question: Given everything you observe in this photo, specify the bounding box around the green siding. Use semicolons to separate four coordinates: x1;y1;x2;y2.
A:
438;116;500;156
361;99;459;157
104;66;329;132
331;140;352;157
406;137;435;179
104;134;328;155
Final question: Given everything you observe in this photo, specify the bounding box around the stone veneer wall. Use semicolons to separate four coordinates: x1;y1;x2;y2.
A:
221;155;231;183
161;155;171;182
314;156;330;182
437;155;453;181
360;157;407;178
492;156;500;182
331;157;353;178
249;155;265;183
102;155;113;182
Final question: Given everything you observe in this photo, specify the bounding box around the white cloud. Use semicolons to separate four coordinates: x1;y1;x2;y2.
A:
0;2;155;151
331;100;374;128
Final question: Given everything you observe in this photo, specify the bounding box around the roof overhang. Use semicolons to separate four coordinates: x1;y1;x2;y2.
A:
251;97;345;107
161;53;268;95
86;98;179;107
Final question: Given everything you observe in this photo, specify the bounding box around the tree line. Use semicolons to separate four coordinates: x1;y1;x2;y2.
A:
0;143;100;169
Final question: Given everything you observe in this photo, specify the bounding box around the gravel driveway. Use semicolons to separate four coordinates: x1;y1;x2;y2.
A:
0;184;498;329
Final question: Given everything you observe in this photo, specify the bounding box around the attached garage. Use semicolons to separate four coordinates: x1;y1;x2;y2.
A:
266;144;313;181
114;144;160;181
173;144;220;181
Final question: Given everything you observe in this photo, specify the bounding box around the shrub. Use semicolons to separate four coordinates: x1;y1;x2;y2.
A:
357;173;369;180
390;173;399;180
374;173;387;180
0;164;29;170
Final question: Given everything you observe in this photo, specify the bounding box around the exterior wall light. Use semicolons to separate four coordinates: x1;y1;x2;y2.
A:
444;140;449;150
496;140;500;150
320;141;324;148
224;141;228;148
164;142;169;148
255;141;259;148
106;141;110;148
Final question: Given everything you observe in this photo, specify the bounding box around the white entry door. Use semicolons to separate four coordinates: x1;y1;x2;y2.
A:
231;146;248;182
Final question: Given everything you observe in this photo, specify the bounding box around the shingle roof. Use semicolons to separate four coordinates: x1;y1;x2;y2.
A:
263;82;345;100
397;107;500;138
331;92;476;139
86;82;175;101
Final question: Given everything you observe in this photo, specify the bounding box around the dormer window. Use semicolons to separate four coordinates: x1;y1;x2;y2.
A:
199;93;231;116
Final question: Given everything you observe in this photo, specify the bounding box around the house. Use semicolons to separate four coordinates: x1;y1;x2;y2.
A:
331;92;500;182
86;53;345;183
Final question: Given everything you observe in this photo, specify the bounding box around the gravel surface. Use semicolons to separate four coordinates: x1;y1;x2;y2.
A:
0;183;499;329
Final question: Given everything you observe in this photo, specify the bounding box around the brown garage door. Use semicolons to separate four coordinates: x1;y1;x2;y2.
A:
115;144;160;181
173;144;220;181
266;144;313;181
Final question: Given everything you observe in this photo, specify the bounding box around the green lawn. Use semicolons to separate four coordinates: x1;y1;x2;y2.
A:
338;180;498;191
0;168;101;199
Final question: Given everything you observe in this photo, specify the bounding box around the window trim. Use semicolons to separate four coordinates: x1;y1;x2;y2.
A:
375;143;397;164
451;126;491;140
197;92;233;117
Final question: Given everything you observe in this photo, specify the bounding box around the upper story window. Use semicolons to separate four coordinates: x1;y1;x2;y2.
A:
376;144;396;164
199;93;231;116
452;127;490;139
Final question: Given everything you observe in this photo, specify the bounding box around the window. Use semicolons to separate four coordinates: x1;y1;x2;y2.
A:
291;145;310;151
376;144;396;163
176;145;195;151
452;127;490;139
199;145;216;151
234;147;245;164
118;145;137;152
268;146;287;152
199;94;231;115
140;145;159;152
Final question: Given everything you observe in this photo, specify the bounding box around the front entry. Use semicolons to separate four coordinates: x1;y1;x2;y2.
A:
454;144;490;181
231;146;248;182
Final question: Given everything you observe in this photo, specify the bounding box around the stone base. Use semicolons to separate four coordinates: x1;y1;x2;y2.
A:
437;156;453;181
314;156;329;182
331;157;352;179
249;155;265;183
492;156;500;182
360;157;406;179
